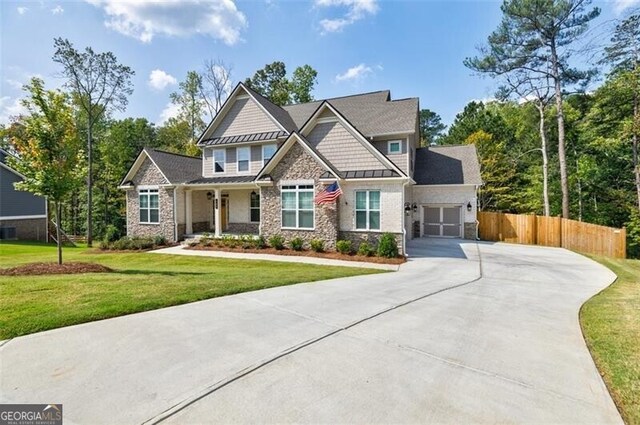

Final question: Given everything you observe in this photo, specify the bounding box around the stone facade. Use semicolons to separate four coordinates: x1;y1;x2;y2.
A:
261;143;338;250
464;222;477;240
126;158;175;242
227;222;259;234
338;231;404;254
0;217;47;241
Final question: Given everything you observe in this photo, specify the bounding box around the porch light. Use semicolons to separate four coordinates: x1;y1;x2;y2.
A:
404;202;411;213
467;201;473;212
412;203;417;213
207;192;213;201
251;190;257;196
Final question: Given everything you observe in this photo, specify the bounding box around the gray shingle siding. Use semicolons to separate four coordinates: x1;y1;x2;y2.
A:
0;166;46;217
212;97;280;138
306;121;387;172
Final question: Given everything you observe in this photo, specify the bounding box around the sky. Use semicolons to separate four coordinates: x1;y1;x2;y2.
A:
0;0;631;128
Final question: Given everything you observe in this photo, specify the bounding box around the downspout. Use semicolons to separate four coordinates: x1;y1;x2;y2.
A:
475;185;480;241
402;179;410;257
173;188;177;242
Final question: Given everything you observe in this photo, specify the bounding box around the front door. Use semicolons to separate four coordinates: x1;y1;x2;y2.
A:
423;205;462;238
221;198;228;231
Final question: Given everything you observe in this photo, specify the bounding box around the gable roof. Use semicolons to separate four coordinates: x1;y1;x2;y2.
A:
414;145;482;185
121;148;202;186
242;84;298;132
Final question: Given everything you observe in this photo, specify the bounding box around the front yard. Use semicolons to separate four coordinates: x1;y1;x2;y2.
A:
581;256;640;425
0;242;382;339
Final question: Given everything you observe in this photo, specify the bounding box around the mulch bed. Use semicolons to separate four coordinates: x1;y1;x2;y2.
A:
0;262;113;276
188;245;406;265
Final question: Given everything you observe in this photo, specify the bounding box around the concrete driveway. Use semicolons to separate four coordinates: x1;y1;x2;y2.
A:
0;239;622;424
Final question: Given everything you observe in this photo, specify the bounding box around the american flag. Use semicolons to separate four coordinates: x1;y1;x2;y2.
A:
314;182;343;204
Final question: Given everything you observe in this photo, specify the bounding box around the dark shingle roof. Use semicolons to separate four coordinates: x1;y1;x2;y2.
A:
320;169;400;179
145;149;202;184
200;131;287;146
187;175;257;185
243;84;298;132
414;145;482;185
283;91;418;137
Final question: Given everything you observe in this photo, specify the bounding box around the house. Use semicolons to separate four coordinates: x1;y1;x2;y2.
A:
120;83;481;253
0;148;48;241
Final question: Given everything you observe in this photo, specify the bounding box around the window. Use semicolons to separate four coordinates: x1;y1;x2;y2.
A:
250;191;260;222
213;149;225;173
355;190;380;230
263;144;277;166
281;184;314;229
139;189;159;224
237;147;250;173
388;140;401;154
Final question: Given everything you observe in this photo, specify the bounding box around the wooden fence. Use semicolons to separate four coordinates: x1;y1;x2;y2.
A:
477;211;627;258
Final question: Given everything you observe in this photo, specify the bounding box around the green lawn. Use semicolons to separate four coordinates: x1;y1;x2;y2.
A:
581;256;640;425
0;241;382;339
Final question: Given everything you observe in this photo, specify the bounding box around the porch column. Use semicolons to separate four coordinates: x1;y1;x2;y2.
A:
185;189;193;235
214;188;222;237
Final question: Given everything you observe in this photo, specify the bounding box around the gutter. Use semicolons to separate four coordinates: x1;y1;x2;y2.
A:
402;178;410;257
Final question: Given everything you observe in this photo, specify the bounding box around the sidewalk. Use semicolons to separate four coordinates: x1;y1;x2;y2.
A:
149;245;400;271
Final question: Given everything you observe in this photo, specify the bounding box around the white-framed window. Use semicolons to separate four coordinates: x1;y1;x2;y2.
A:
281;184;314;229
237;147;250;173
388;140;402;154
355;190;380;230
263;144;277;166
139;188;159;224
250;191;260;222
213;148;225;173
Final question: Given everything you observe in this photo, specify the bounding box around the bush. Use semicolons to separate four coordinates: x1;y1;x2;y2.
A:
357;241;375;257
98;240;110;250
131;236;155;250
112;237;133;250
269;234;285;250
310;239;324;253
240;236;255;250
103;225;120;243
221;235;239;248
377;233;399;258
154;234;167;246
256;235;267;249
625;209;640;258
336;240;352;255
289;237;304;251
200;237;214;247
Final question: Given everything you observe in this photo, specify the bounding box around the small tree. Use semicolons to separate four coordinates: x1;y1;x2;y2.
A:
8;78;84;264
170;71;207;148
200;59;233;120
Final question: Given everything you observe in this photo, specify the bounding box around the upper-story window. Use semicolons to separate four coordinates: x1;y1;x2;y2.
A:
237;147;250;173
263;144;277;166
388;140;402;154
213;149;225;173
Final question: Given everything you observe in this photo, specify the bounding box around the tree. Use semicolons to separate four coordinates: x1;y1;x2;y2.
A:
156;117;193;154
601;14;640;212
7;78;84;264
53;38;134;246
170;71;207;147
419;109;446;146
465;0;601;219
200;59;233;120
244;61;318;106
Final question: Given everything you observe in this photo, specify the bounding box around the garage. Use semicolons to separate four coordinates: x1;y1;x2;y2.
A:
422;205;462;238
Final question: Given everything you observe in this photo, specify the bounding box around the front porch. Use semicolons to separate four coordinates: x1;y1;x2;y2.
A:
178;185;262;241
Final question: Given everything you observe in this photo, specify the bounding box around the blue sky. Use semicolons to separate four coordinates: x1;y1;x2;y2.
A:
0;0;628;128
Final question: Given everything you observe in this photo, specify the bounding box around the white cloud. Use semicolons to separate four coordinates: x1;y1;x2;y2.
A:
335;63;373;82
612;0;640;14
51;5;64;14
315;0;378;33
17;6;28;15
148;69;177;91
158;102;180;125
85;0;248;45
0;96;28;125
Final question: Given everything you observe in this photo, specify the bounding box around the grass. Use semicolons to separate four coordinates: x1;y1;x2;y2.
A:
581;256;640;425
0;241;383;339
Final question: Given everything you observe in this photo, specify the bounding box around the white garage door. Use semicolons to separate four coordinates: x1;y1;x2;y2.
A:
423;205;462;238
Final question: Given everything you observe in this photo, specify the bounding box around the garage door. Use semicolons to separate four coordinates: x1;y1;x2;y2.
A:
423;205;462;238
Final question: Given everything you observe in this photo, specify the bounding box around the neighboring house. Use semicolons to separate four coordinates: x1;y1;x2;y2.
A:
0;148;48;241
120;83;481;253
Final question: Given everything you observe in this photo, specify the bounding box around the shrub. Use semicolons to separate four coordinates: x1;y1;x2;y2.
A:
240;236;255;250
310;239;324;253
336;240;352;255
112;237;133;250
357;241;374;257
222;235;239;248
256;235;267;249
98;240;110;250
269;234;285;250
626;208;640;258
377;233;399;258
131;236;155;250
154;234;167;246
289;237;304;251
200;237;214;247
103;225;120;243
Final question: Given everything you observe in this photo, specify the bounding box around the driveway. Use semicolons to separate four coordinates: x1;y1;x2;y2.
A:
0;239;621;424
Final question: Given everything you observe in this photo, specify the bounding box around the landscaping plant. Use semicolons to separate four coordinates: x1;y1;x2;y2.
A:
377;233;399;258
289;237;304;251
269;234;285;250
336;240;352;255
357;241;375;257
310;239;325;253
